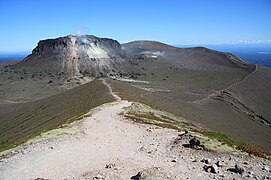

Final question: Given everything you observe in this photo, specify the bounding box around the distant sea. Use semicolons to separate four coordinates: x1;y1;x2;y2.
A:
178;44;271;68
0;53;29;63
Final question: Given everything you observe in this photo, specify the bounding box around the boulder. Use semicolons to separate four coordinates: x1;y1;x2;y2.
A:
105;163;115;169
262;165;270;172
189;137;200;147
203;164;219;174
216;161;223;167
211;164;219;174
234;164;245;174
130;167;167;180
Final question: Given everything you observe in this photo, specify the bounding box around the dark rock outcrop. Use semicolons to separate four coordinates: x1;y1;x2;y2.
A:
15;35;131;77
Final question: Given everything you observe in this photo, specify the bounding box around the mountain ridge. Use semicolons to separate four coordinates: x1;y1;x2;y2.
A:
1;34;271;151
7;34;255;78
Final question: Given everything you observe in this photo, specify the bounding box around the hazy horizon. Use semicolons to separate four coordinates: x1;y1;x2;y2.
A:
1;42;270;68
1;0;271;52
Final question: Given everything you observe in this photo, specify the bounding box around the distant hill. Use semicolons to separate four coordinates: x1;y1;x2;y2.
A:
177;44;271;68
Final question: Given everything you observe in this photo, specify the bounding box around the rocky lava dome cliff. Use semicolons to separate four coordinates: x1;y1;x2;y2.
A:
9;35;257;79
16;35;130;77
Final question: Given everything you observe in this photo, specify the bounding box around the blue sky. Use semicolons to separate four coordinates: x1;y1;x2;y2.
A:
0;0;271;52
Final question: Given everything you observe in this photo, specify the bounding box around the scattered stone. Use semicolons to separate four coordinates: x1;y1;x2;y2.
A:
228;164;245;174
185;137;205;150
105;163;115;169
130;167;166;180
235;164;245;174
48;80;53;83
216;161;223;167
204;164;219;174
202;158;211;164
0;159;7;163
189;137;200;147
247;174;253;178
219;174;225;178
171;159;177;162
262;165;270;171
178;130;188;137
211;164;219;174
247;170;254;178
93;175;105;179
21;149;26;154
192;159;197;162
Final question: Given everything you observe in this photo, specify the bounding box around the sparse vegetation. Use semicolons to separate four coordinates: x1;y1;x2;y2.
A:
123;113;182;131
0;79;115;152
121;101;271;158
202;131;239;147
122;102;201;133
202;131;271;158
107;75;271;152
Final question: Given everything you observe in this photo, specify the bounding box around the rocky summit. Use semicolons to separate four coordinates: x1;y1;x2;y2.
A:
15;35;130;77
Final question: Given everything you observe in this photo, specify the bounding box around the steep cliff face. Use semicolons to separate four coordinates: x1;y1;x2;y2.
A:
17;35;130;77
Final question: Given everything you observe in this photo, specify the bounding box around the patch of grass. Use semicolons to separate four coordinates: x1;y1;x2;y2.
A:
238;145;271;159
122;102;201;133
202;131;271;159
123;109;199;132
0;144;15;154
202;131;240;147
123;113;182;131
0;79;115;152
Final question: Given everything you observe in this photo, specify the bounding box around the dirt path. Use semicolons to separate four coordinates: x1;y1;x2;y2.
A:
101;78;121;101
0;78;269;179
192;65;258;104
225;65;258;90
0;100;196;180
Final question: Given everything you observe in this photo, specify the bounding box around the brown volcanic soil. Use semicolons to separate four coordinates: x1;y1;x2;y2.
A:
107;60;271;150
106;62;271;151
0;79;115;151
107;41;271;151
228;65;271;123
107;78;271;151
